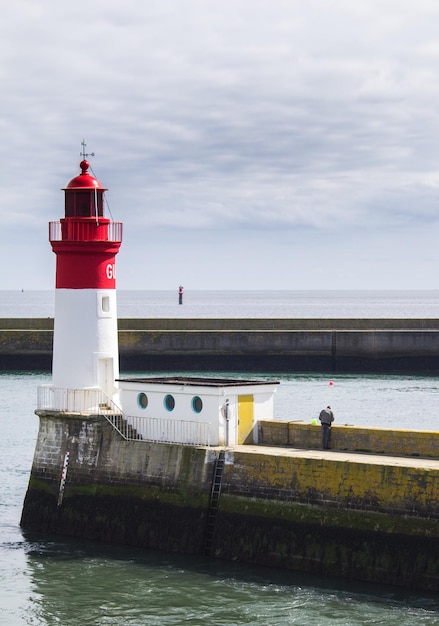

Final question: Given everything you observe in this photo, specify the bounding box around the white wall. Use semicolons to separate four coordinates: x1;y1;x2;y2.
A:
52;289;119;392
118;380;278;446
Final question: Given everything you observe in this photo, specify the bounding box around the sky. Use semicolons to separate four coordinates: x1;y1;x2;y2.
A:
2;0;439;291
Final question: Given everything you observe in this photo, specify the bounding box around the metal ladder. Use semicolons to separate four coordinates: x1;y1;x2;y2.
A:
204;450;226;557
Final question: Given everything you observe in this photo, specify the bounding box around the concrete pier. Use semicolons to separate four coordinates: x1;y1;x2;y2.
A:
2;318;439;372
21;411;439;591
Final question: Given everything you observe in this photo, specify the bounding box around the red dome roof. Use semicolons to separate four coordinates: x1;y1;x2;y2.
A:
64;160;107;190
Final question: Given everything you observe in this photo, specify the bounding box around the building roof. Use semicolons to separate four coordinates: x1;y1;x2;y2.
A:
117;376;279;388
64;160;107;190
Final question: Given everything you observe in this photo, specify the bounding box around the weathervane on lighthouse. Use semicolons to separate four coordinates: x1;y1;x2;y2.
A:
80;139;94;160
49;143;123;403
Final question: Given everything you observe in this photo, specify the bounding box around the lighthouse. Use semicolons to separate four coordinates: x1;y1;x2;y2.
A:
49;154;122;401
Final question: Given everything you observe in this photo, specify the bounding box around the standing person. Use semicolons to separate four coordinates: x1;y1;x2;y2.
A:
319;406;334;450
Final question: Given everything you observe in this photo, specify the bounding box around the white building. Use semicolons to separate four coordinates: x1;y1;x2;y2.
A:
117;376;279;446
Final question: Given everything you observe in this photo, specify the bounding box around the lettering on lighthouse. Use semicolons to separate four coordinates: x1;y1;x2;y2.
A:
106;263;116;280
53;252;120;289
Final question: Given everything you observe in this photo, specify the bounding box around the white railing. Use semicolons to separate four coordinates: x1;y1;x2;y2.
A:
122;415;211;446
49;220;123;242
37;385;111;414
37;385;211;446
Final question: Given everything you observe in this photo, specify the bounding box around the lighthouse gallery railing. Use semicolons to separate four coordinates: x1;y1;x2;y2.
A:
49;220;123;242
37;385;211;446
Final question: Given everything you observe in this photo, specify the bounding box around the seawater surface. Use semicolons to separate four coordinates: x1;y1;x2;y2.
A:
1;370;439;625
2;290;439;624
3;288;439;318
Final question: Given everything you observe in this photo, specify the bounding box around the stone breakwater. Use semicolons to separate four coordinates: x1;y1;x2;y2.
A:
21;411;439;591
259;420;439;458
4;318;439;372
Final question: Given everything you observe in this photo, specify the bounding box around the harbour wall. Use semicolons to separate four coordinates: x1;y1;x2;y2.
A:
21;411;439;591
3;318;439;372
258;421;439;458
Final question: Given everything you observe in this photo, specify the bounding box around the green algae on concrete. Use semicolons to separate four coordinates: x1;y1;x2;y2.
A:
22;485;209;554
218;494;439;539
213;507;439;591
67;482;210;510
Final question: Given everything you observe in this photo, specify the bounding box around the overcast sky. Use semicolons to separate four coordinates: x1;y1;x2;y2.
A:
2;1;439;291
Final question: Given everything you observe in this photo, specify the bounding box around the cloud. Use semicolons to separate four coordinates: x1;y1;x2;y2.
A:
2;1;439;289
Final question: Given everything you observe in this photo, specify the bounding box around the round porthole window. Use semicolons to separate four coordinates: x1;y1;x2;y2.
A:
164;394;175;411
137;393;148;409
192;396;203;413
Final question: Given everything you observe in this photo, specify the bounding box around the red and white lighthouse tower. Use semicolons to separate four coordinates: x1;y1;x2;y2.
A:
49;155;122;400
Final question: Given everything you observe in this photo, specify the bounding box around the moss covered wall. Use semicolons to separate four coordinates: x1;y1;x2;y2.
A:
21;411;439;591
213;499;439;589
21;411;214;551
222;448;439;517
26;411;213;492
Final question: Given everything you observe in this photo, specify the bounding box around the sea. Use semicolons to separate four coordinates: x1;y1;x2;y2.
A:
1;290;439;625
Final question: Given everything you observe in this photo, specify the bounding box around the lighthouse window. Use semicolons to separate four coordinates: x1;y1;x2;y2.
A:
95;192;104;216
192;396;203;413
65;193;75;217
77;191;92;217
102;296;110;312
137;393;148;409
164;394;175;411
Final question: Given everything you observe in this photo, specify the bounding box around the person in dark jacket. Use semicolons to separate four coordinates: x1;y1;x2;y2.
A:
319;406;334;449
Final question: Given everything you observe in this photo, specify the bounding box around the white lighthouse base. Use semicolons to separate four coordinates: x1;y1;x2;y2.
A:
52;289;119;398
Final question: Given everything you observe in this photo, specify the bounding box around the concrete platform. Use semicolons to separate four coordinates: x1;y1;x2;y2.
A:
235;444;439;470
